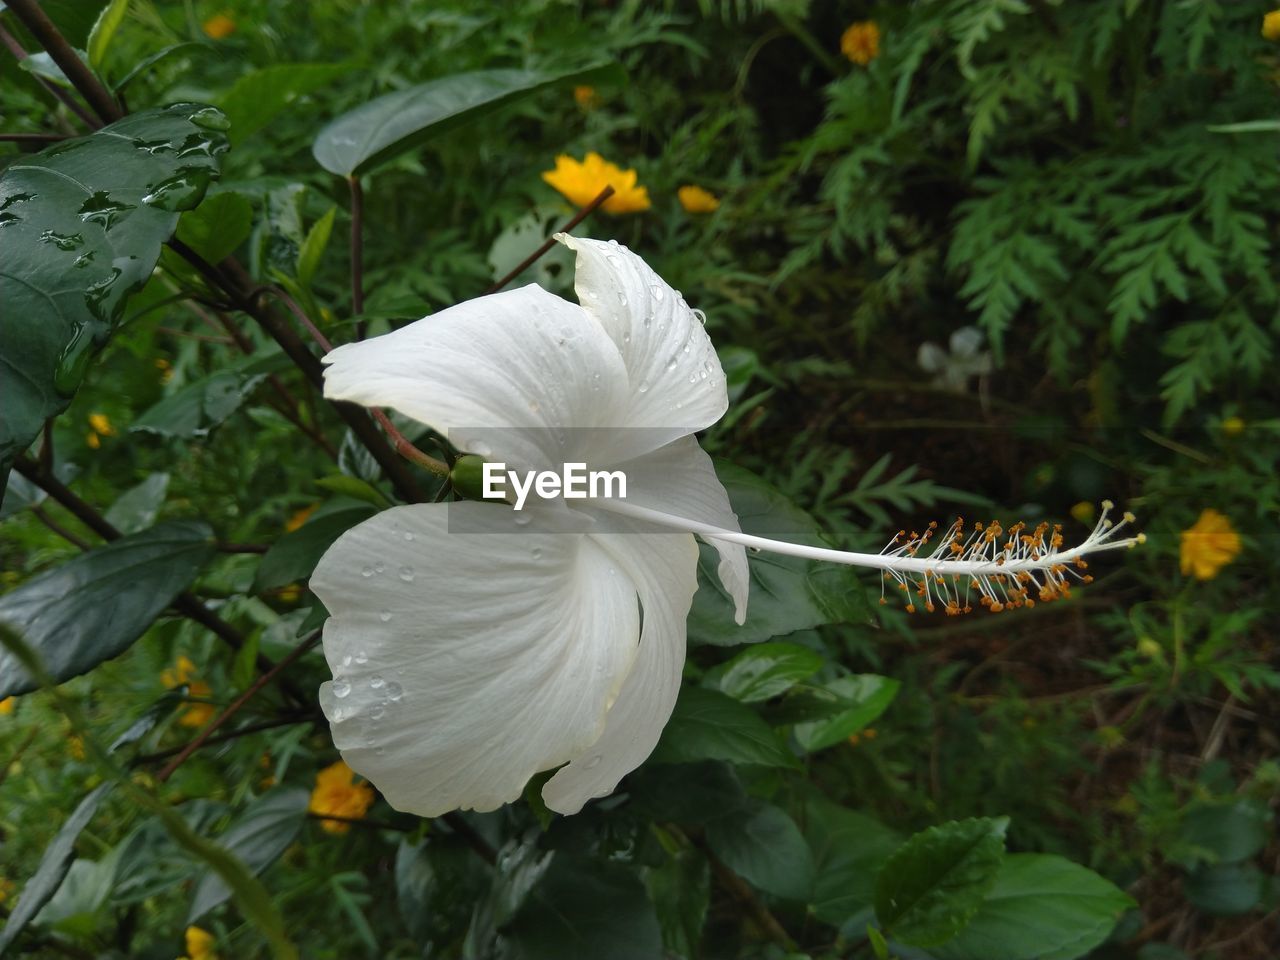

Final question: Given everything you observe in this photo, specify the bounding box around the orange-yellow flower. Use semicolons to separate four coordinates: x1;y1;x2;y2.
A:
0;697;14;715
678;185;720;214
68;735;86;760
161;655;217;728
285;503;318;533
541;152;650;214
1263;10;1280;41
573;85;600;109
309;760;376;834
1179;509;1241;580
841;21;880;65
202;13;236;40
1221;416;1245;437
179;925;219;960
0;877;14;904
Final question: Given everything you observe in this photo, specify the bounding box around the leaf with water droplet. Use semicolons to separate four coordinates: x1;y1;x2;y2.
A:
0;102;228;490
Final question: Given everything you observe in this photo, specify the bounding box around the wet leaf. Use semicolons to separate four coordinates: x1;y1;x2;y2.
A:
0;103;228;483
0;520;217;698
313;64;622;176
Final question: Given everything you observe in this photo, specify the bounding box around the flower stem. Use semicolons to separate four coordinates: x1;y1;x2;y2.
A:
485;185;615;295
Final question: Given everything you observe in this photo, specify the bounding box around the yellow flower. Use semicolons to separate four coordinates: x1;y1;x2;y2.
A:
285;503;319;533
1070;501;1096;526
0;697;14;715
69;735;86;761
88;413;116;437
180;925;219;960
1263;10;1280;41
86;431;101;450
1179;509;1241;580
1221;416;1245;437
155;357;174;383
541;152;650;214
202;13;236;40
573;85;600;109
309;760;376;834
841;20;880;65
678;185;720;214
278;584;301;604
0;877;14;905
161;655;217;728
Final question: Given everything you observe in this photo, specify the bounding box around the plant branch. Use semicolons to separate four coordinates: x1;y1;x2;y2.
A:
3;0;122;124
485;185;615;294
30;504;90;549
156;631;323;782
255;285;450;478
168;239;426;501
348;175;365;335
0;21;97;129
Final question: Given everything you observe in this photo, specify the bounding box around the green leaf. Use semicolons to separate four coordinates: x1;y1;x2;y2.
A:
175;190;253;264
87;0;130;71
643;839;710;960
793;675;901;752
688;463;870;646
103;471;169;534
1174;799;1271;866
313;64;622;176
296;205;337;287
252;499;376;592
1183;862;1266;916
314;473;391;509
497;854;662;960
218;63;349;147
0;521;217;698
628;761;749;826
705;641;824;703
112;42;209;94
803;797;902;925
132;351;290;438
934;854;1135;960
0;783;113;955
0;103;228;477
189;788;310;922
868;926;890;960
875;817;1009;947
706;802;815;901
649;686;798;769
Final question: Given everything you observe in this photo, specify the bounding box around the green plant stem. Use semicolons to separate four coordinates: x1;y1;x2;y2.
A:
3;0;122;123
348;175;365;336
0;21;97;130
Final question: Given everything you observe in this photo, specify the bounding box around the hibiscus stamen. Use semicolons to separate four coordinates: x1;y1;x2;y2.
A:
595;498;1143;615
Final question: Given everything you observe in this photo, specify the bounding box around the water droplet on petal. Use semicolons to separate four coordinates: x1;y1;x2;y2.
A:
379;610;392;622
649;283;665;301
355;650;369;664
374;562;385;574
370;705;386;720
361;565;374;578
399;565;415;582
616;291;628;306
341;655;353;667
403;531;415;542
531;547;543;561
332;680;351;698
693;308;707;325
385;682;404;701
637;380;650;394
370;675;385;689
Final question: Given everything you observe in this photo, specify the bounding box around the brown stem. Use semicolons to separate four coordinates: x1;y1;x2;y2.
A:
11;457;303;701
441;812;498;865
157;632;323;782
132;714;317;765
255;285;449;478
348;175;365;335
169;239;426;503
485;185;615;294
0;21;97;129
30;504;90;549
4;0;122;123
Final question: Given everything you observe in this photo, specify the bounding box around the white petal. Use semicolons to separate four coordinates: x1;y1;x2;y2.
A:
321;285;631;470
310;502;640;817
558;235;729;447
608;437;748;624
542;524;699;814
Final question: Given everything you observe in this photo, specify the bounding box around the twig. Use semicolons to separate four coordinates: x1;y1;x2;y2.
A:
0;22;97;130
169;239;426;503
706;848;798;950
441;812;498;865
348;175;365;336
485;185;615;294
132;714;318;765
156;632;323;782
4;0;122;124
255;285;450;478
30;504;90;550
